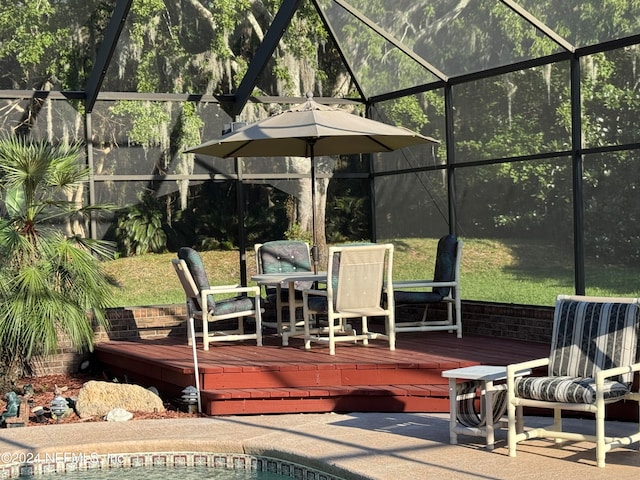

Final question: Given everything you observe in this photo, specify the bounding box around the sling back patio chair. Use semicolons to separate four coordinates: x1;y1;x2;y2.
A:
301;243;395;355
254;240;313;334
172;247;262;350
393;234;463;337
506;294;640;467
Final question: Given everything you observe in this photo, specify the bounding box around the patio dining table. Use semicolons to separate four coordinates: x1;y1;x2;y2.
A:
251;271;327;344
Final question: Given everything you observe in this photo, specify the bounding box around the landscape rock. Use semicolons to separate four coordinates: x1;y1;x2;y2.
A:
75;381;164;418
105;408;133;422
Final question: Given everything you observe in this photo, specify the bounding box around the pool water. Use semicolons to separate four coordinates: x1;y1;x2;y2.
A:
45;466;288;479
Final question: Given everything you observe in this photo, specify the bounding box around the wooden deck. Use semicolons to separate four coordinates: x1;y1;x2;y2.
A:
94;331;549;416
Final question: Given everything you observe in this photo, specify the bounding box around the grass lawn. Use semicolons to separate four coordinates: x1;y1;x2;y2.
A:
101;238;640;308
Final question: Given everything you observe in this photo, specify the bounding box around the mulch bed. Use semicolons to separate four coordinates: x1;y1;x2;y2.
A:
1;374;200;427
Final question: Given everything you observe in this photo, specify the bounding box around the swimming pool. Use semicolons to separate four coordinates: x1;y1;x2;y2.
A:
9;452;345;480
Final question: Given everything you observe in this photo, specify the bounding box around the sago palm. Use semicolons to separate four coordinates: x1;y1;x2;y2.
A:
0;136;115;390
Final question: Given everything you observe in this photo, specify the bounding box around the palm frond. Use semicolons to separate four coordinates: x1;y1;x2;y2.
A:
0;135;114;378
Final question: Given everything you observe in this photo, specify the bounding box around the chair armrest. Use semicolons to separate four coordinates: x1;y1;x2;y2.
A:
302;288;327;298
507;357;549;379
394;280;457;288
394;279;434;287
202;286;261;296
209;283;241;290
596;362;640;382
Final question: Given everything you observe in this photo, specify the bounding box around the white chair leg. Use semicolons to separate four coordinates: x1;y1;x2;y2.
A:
303;301;311;350
329;316;336;355
507;398;517;457
187;315;194;346
455;294;462;338
552;408;564;443
596;393;606;467
254;297;263;347
447;302;454;333
388;314;396;351
361;316;369;346
202;319;209;351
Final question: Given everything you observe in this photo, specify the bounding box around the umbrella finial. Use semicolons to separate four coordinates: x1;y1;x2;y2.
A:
290;92;327;113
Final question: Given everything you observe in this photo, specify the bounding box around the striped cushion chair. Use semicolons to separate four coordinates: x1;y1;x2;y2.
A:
506;295;640;468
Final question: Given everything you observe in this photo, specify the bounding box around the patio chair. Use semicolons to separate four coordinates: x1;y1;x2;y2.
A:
302;243;395;355
506;295;640;467
393;234;463;337
172;247;262;350
254;240;313;333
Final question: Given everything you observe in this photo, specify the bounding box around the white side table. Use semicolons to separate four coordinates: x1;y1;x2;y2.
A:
441;365;530;450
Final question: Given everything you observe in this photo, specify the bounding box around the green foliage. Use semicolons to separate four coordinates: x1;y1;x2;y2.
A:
110;101;171;147
326;179;371;243
112;190;168;257
0;1;111;91
285;224;313;244
0;0;639;301
582;151;640;262
0;1;61;67
168;182;290;250
168;182;239;250
326;196;369;243
0;136;115;390
131;0;165;19
285;2;327;59
177;102;205;152
385;96;428;131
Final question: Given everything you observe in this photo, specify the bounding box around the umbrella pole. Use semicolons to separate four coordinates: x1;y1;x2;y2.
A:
310;143;319;273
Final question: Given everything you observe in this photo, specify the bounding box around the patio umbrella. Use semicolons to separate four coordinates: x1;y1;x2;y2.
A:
185;93;438;269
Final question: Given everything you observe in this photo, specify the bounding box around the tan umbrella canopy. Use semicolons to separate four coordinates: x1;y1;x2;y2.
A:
186;93;438;268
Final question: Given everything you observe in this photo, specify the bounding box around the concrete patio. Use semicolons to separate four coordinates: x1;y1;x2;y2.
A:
1;412;638;479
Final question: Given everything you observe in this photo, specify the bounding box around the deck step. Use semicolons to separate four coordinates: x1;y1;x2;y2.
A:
201;384;450;415
93;334;551;417
199;365;453;390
